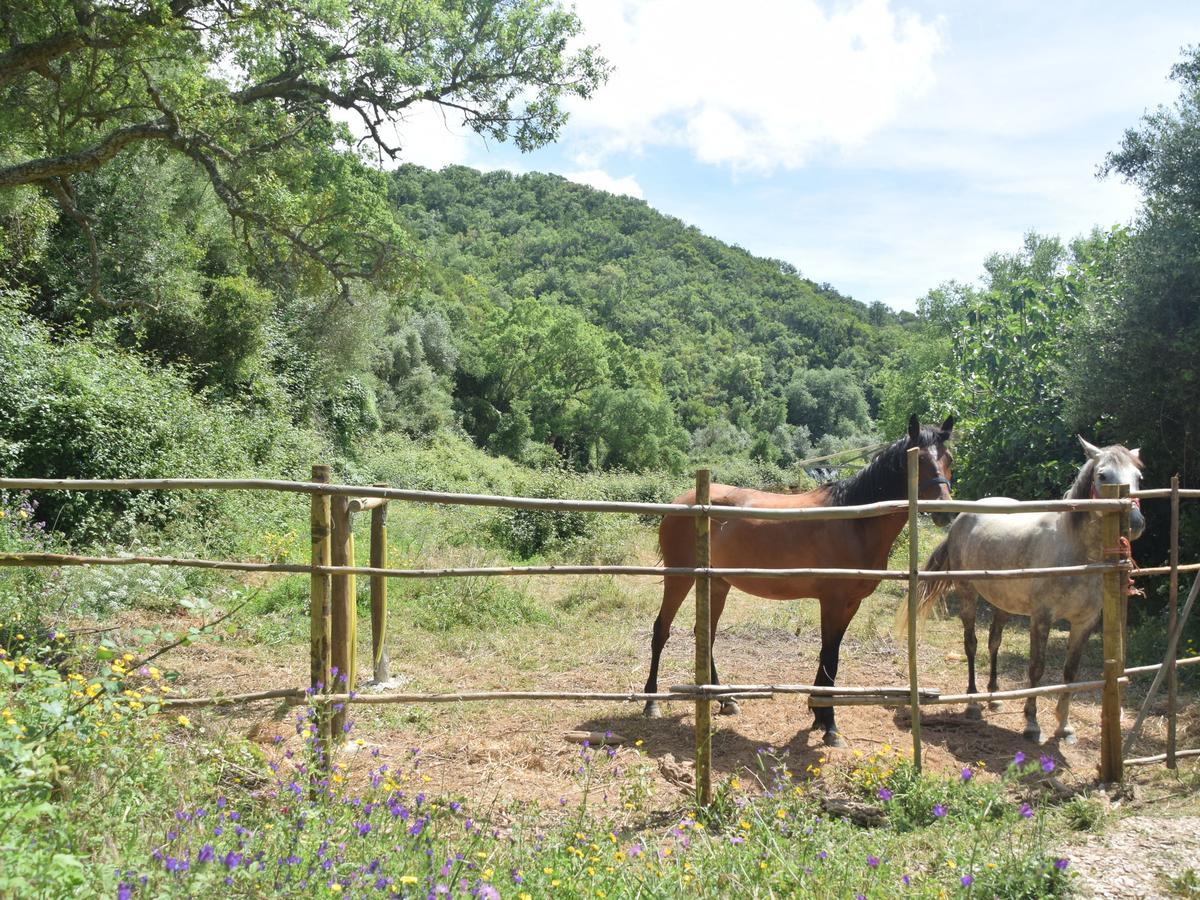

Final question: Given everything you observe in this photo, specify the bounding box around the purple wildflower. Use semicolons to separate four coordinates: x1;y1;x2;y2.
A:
198;844;214;863
817;850;828;861
878;787;893;801
1013;750;1026;765
1040;754;1056;773
867;855;880;868
933;803;946;818
961;767;973;781
961;874;973;887
117;884;133;900
902;874;911;886
1054;858;1069;870
1019;803;1034;819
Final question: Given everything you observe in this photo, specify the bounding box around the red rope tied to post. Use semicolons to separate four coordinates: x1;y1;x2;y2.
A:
1103;535;1144;597
1092;485;1143;595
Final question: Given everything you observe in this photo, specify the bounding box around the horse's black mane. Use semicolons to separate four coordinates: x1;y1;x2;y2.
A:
822;427;944;507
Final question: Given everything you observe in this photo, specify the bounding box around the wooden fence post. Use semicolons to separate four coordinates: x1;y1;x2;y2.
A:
694;469;712;806
348;526;358;690
1100;483;1124;783
330;494;353;741
310;465;333;764
906;447;924;772
370;483;390;684
1168;475;1180;770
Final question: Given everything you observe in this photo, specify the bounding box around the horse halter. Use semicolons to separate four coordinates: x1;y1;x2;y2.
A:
921;475;952;490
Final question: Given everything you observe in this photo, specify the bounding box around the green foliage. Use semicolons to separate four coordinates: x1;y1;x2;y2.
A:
391;164;901;462
395;578;550;632
786;366;872;442
1067;47;1200;551
884;234;1086;500
0;287;320;542
0;0;607;297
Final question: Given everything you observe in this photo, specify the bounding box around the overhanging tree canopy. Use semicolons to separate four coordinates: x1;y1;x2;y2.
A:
0;0;607;299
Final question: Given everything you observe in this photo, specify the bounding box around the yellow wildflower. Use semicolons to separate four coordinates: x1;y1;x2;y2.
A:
176;714;191;727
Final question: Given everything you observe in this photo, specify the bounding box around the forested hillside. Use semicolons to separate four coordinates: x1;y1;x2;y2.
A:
387;164;900;468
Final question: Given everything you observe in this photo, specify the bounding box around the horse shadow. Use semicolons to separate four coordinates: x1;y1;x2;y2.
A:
888;707;1083;776
570;707;847;786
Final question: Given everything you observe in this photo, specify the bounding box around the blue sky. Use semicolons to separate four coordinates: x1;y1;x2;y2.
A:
393;1;1200;310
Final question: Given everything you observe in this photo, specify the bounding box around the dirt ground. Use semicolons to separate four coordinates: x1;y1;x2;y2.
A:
160;591;1192;814
119;571;1200;896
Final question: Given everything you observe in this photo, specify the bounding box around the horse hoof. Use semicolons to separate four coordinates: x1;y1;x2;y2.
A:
1023;727;1042;744
823;731;848;749
1056;728;1077;745
719;700;741;716
988;700;1004;712
965;704;983;721
643;702;661;719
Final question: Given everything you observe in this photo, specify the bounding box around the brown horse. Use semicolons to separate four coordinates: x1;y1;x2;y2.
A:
643;415;955;747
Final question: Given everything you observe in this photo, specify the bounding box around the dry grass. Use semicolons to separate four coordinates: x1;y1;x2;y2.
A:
127;515;1200;818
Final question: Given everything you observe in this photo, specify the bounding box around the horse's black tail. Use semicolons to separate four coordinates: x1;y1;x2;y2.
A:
895;538;954;635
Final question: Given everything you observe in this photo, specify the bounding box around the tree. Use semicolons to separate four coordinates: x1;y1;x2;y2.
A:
1067;45;1200;489
785;367;871;442
0;0;607;300
917;234;1083;499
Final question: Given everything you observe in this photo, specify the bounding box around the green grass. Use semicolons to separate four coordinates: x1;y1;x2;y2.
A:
1;626;1080;897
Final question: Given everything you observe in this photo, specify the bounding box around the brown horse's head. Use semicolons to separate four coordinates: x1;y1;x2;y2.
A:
908;413;955;525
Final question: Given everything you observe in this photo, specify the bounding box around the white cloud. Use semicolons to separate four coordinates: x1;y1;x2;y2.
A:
390;102;475;169
562;169;645;199
566;0;943;172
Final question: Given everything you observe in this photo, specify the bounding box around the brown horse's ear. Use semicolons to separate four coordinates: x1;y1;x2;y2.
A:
940;415;955;441
908;413;920;444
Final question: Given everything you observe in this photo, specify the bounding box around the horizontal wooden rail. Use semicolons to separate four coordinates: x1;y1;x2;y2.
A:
1126;748;1200;767
0;552;1127;583
1132;488;1200;500
156;655;1200;710
1123;653;1200;677
162;688;772;709
348;497;387;513
930;679;1116;705
671;683;941;697
0;477;1131;521
1131;562;1200;577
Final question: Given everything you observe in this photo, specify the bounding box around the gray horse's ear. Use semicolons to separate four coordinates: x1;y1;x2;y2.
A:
1130;447;1141;460
908;414;920;443
940;415;955;439
1078;435;1102;460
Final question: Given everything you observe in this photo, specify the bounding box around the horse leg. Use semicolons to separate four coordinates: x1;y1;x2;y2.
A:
643;574;693;718
1054;618;1093;744
811;599;860;748
706;580;741;716
960;592;982;721
986;609;1009;711
1023;610;1052;743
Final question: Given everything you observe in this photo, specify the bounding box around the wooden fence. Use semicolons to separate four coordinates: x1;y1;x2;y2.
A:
2;462;1198;801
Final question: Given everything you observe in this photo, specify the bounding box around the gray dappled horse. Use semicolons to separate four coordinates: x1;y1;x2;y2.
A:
911;437;1146;744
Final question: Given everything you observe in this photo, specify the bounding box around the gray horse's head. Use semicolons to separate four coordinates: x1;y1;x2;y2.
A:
1071;436;1146;538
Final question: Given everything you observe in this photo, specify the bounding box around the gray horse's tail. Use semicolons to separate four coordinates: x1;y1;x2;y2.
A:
895;538;954;635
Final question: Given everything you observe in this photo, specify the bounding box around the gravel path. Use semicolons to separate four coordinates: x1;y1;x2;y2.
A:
1064;815;1200;898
